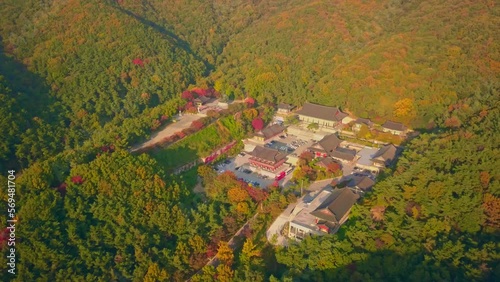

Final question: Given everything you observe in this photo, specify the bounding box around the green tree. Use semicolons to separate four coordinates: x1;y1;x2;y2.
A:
307;122;319;131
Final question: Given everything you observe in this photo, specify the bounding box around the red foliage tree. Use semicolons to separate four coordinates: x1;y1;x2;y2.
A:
181;90;194;100
175;131;186;139
245;186;268;203
299;151;314;162
191;119;205;130
186;106;198;114
251;118;264;131
71;176;84;185
245;97;255;106
327;162;341;173
192;88;209;96
132;58;144;67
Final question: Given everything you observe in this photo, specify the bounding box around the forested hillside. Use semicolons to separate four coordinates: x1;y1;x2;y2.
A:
213;0;499;127
0;0;498;281
0;0;208;168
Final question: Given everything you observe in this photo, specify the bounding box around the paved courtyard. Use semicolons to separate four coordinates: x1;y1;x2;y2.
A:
217;156;276;188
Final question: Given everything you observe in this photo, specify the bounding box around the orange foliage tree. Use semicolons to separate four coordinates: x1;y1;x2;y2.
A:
227;187;250;203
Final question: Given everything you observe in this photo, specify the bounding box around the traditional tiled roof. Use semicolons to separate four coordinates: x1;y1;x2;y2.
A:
310;188;359;223
382;120;407;131
354;118;373;126
348;176;376;191
250;146;287;163
331;147;357;161
371;144;398;164
255;124;285;140
313;134;342;154
278;103;295;110
194;96;210;104
296;102;347;122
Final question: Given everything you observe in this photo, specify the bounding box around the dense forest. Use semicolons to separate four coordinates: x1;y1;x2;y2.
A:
0;0;498;281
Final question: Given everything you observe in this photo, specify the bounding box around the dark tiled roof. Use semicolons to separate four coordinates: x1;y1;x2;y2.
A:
296;102;347;122
355;118;373;126
371;144;398;163
348;176;375;191
331;147;357;161
257;124;285;140
194;96;210;104
278;103;295;110
382;121;407;131
250;146;287;163
310;188;359;223
316;134;342;154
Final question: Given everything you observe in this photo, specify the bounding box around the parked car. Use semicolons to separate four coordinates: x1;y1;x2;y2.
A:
243;169;252;174
223;159;231;164
279;135;286;139
239;152;246;156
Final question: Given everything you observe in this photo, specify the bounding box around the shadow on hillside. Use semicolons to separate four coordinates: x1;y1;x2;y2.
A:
0;38;67;169
107;3;212;72
0;37;63;124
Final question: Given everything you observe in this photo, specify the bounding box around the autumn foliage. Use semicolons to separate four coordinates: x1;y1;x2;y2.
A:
71;175;84;185
132;58;144;67
190;119;205;130
227;187;250;203
251;118;264;131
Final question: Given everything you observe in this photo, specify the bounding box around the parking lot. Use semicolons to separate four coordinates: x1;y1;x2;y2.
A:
214;156;276;188
212;133;318;188
278;135;314;157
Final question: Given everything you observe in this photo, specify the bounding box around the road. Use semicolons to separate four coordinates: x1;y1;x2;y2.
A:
187;212;259;280
130;113;205;152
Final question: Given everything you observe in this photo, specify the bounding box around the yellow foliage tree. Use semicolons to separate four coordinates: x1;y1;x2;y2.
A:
216;264;234;282
243;108;259;121
240;238;261;264
216;241;234;266
227;187;250;203
143;263;169;282
236;202;250;215
393;98;415;121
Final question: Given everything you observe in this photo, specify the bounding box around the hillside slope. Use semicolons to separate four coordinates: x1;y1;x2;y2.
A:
212;0;499;127
0;0;208;166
